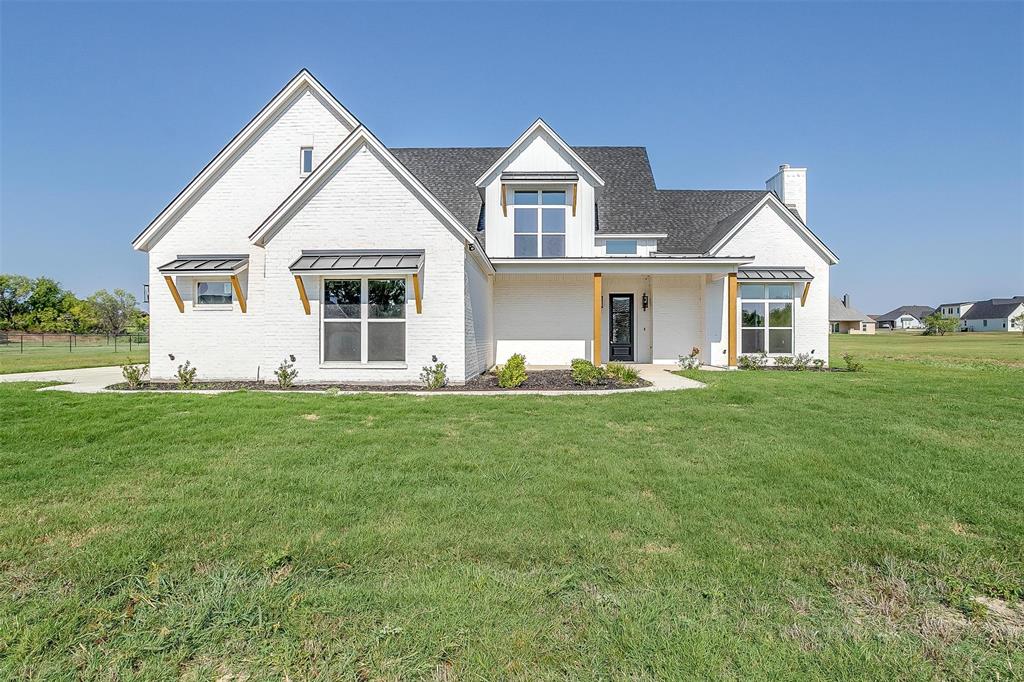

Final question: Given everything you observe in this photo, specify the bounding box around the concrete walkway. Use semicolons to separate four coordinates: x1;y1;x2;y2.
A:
0;363;703;395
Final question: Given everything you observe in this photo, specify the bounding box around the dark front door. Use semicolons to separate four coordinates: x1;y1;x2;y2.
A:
608;294;634;362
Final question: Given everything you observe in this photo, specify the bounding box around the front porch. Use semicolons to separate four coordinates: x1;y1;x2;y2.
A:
491;262;816;369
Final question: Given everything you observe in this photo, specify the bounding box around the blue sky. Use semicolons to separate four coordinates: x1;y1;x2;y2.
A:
1;1;1021;313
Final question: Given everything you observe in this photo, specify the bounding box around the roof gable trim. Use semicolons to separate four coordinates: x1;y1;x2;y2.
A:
707;194;839;265
474;119;605;188
132;69;360;252
248;127;494;274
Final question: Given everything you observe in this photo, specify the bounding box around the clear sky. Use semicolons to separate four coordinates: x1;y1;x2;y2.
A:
2;1;1021;314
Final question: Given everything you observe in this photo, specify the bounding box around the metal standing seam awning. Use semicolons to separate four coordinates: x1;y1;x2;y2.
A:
157;254;249;314
288;250;425;315
737;266;815;307
499;171;580;217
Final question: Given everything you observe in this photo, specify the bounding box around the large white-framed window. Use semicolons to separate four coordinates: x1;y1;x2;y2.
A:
322;277;406;364
194;279;233;309
740;283;794;354
513;189;567;258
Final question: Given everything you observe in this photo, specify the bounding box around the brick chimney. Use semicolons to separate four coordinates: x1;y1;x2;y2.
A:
766;164;807;223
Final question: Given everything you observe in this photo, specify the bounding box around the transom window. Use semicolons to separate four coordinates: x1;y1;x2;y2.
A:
514;190;567;258
195;280;233;306
300;147;314;175
740;283;793;354
605;239;637;255
323;278;406;363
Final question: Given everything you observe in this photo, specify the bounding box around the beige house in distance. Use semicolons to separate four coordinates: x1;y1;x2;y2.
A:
830;295;875;334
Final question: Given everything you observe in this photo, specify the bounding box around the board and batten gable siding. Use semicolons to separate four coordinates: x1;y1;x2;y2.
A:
481;133;598;259
464;255;494;377
714;201;831;365
261;143;469;383
148;89;353;380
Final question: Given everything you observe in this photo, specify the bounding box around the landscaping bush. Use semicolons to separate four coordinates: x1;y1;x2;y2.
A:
842;352;864;372
275;357;298;388
793;353;813;371
677;346;701;370
606;362;640;385
498;353;527;388
420;355;448;390
120;359;148;389
774;355;794;368
571;358;604;385
175;360;197;389
737;352;768;370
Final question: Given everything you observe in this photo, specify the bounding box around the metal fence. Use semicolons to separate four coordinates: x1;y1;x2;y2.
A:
0;332;150;354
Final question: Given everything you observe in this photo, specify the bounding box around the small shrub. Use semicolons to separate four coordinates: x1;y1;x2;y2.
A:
498;353;527;388
420;355;449;390
677;345;701;370
842;352;864;372
606;364;638;385
175;360;197;390
774;356;794;368
121;360;148;389
812;358;826;370
738;353;768;370
275;357;299;388
793;353;813;371
572;358;605;385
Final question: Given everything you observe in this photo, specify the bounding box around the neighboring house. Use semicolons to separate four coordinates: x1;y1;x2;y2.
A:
829;295;875;334
961;297;1024;332
871;306;935;330
133;70;838;383
937;301;974;322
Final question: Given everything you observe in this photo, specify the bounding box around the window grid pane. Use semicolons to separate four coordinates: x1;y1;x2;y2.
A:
197;281;232;305
324;280;360;319
541;208;565;233
324;322;360;361
368;279;405;319
606;240;637;255
514;208;538;233
368;321;405;361
513;191;539;205
541;235;565;258
515;235;538;258
541;190;566;205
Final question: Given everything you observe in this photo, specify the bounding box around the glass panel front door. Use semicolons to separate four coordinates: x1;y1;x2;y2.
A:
609;294;634;362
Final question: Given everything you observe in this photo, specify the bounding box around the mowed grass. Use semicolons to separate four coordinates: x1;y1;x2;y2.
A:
0;344;150;374
1;335;1022;678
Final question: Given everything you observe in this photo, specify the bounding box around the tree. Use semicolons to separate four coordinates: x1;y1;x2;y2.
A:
0;274;32;327
88;289;139;335
923;312;958;336
1012;312;1024;335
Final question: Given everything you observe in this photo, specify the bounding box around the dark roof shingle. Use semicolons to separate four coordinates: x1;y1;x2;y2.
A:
390;146;776;254
961;297;1024;320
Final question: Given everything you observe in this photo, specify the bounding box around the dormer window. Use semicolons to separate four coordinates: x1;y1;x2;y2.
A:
300;147;314;176
513;189;567;258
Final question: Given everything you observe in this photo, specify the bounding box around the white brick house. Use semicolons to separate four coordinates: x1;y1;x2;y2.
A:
133;70;839;383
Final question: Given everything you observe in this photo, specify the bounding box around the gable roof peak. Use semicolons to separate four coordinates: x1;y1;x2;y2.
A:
473;118;605;188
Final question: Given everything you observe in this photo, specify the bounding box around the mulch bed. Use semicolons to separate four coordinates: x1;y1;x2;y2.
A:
107;370;651;392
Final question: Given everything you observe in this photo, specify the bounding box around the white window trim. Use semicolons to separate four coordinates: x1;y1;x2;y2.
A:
300;146;314;177
512;187;569;258
192;277;234;311
739;284;795;356
320;276;408;367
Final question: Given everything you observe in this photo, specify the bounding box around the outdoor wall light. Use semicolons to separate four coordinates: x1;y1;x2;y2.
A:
642;293;649;311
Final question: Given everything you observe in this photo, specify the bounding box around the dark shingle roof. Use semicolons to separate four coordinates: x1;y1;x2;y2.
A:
961;297;1024;320
874;305;936;322
657;190;767;253
390;146;772;253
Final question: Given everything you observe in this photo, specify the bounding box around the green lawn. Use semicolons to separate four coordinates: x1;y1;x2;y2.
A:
1;335;1021;678
0;343;149;375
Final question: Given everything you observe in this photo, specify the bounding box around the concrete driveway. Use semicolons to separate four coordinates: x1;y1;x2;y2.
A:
0;365;125;393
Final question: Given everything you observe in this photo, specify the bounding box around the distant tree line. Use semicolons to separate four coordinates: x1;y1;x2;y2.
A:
0;274;147;335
